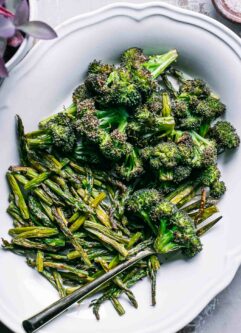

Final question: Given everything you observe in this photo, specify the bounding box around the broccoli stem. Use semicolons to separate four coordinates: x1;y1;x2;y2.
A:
144;49;178;79
39;104;77;128
162;92;172;117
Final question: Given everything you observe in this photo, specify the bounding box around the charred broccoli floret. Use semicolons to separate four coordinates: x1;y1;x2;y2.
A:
133;91;175;144
176;115;202;131
72;84;92;105
198;164;221;187
145;92;163;114
121;47;148;68
153;209;202;257
141;142;180;169
125;189;161;233
190;131;217;168
121;48;178;79
99;130;131;161
115;148;144;181
172;130;217;168
174;131;195;165
209;121;240;151
26;113;76;153
194;96;226;120
86;49;178;109
158;165;192;183
73;139;104;165
88;60;114;75
172;99;189;118
210;180;226;198
151;200;177;219
179;79;210;99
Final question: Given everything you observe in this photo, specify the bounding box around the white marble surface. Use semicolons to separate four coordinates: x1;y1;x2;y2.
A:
6;1;241;332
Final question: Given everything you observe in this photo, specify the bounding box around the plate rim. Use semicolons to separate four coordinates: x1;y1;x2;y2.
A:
1;2;241;333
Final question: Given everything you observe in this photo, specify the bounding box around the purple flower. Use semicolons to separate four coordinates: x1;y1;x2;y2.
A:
0;0;57;77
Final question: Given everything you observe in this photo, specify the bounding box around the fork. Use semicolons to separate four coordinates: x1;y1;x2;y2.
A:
22;248;155;333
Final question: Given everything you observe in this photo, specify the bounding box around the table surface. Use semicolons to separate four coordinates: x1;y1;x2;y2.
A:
1;1;241;333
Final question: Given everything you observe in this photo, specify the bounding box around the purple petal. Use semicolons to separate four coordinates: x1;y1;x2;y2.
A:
0;16;15;38
7;30;24;47
0;6;14;17
18;21;57;39
5;0;19;13
0;56;8;77
0;1;5;5
0;37;6;56
14;0;29;25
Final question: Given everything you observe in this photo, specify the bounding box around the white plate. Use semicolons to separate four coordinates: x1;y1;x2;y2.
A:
0;3;241;333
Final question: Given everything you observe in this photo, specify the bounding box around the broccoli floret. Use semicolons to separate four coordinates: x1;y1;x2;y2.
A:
151;200;177;219
174;131;195;165
85;49;178;109
77;98;96;117
158;165;192;183
173;88;204;131
172;130;217;168
121;47;148;68
75;105;100;143
210;180;226;198
72;84;92;105
179;79;210;99
190;131;217;168
172;99;189;118
88;60;114;75
125;188;161;233
115;148;144;181
154;209;202;257
99;130;131;161
73;139;104;165
121;48;178;79
194;96;226;120
141;142;180;169
27;113;76;153
86;66;142;108
76;101;131;161
198;164;221;187
134;92;175;143
209;121;240;151
146;92;163;114
106;68;143;107
176;115;202;131
126;121;143;144
173;97;202;131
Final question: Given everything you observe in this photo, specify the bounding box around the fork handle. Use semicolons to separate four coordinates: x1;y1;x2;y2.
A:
22;248;154;333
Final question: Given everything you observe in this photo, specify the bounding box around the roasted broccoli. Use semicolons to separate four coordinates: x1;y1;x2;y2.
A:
159;166;192;183
179;79;210;99
141;142;180;169
85;48;177;109
210;180;226;198
190;131;217;168
198;164;221;187
26;113;76;153
125;189;161;233
115;148;144;181
194;96;226;120
99;130;131;161
73;139;104;165
154;209;202;257
209;121;240;151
